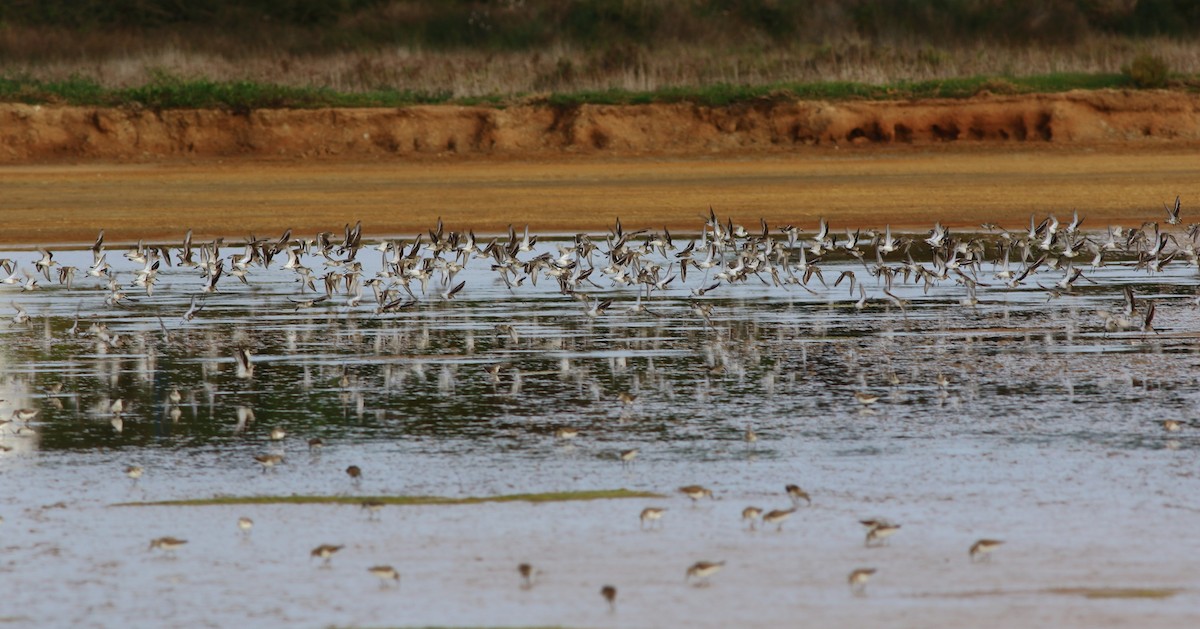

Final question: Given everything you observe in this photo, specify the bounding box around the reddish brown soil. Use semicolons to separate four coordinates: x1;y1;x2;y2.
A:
1;90;1199;245
2;89;1200;162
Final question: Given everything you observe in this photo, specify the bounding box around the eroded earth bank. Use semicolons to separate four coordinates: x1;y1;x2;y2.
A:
3;89;1200;162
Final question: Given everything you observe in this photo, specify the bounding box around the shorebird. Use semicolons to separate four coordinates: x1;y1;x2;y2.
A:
124;465;143;485
742;506;763;531
10;408;38;424
1166;195;1183;225
254;453;284;473
9;302;29;326
308;437;325;451
517;562;534;588
361;500;384;520
237;517;254;536
685;561;725;586
619;448;638;467
368;565;401;588
234;347;254;379
639;507;665;530
346;465;363;485
149;536;187;556
864;520;901;547
269;426;286;441
854;392;880;406
1163;419;1182;432
679;485;714;502
601;585;617;612
969;539;1005;562
181;295;204;322
762;508;797;532
310;544;344;567
785;484;812;506
848;567;877;595
554;427;579;440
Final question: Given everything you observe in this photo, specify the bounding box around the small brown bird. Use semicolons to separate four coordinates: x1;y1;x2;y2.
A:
679;485;714;502
346;465;362;485
307;437;325;451
368;565;400;588
518;562;534;588
854;392;880;406
848;567;877;595
237;516;254;536
311;544;344;567
148;536;187;556
785;484;811;506
865;521;901;547
253;453;284;473
124;465;144;484
639;507;666;530
742;506;763;531
1163;420;1181;432
361;500;384;520
554;427;579;440
762;508;797;532
619;448;639;466
686;560;725;586
600;584;617;611
969;539;1005;562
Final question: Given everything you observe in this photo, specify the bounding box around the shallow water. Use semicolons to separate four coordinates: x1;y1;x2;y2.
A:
1;231;1199;628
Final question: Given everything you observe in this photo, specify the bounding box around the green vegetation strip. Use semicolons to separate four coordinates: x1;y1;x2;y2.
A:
114;488;660;507
1046;587;1180;600
2;72;1191;111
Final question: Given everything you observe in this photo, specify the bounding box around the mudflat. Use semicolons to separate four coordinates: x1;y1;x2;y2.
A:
2;146;1198;246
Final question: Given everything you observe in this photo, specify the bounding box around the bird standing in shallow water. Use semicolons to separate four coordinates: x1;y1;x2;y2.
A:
311;544;343;567
517;563;534;589
848;567;876;595
762;508;797;532
639;507;665;530
149;537;187;557
785;484;811;506
254;453;283;473
969;539;1004;562
679;485;714;502
742;506;763;531
600;585;617;611
124;465;143;486
360;501;384;521
368;565;400;588
686;561;725;586
864;520;901;547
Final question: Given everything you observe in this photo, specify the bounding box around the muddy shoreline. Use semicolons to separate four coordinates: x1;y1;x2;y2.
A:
2;148;1198;246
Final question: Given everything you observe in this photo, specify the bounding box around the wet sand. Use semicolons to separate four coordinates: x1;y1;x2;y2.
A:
2;146;1199;245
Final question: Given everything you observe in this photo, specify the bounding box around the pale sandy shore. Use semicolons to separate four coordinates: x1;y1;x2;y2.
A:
1;146;1197;246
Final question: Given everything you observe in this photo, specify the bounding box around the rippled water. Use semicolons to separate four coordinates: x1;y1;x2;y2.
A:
1;231;1199;628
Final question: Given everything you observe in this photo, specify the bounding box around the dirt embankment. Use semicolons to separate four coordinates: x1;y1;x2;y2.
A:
2;89;1200;162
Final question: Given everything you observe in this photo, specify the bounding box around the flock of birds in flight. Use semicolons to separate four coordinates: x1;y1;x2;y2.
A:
1;197;1196;607
2;196;1197;333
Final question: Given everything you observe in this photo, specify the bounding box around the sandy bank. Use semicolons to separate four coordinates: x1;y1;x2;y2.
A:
3;89;1200;162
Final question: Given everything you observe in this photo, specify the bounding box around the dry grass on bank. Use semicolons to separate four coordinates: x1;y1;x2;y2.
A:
2;34;1198;98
